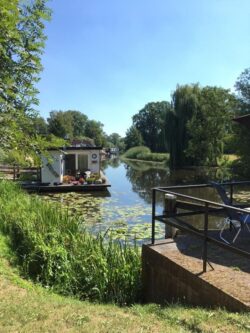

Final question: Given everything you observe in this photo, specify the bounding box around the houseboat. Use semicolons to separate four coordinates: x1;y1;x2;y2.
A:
22;146;110;192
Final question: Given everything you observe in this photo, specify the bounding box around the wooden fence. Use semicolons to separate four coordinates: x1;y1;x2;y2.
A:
0;164;41;181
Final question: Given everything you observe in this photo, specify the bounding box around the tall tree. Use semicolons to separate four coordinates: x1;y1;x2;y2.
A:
85;120;106;146
47;110;88;139
166;84;234;168
124;126;144;150
0;0;51;154
166;84;200;168
233;68;250;175
185;87;235;166
132;101;170;152
235;68;250;107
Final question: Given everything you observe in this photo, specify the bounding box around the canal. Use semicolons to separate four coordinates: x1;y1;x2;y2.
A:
39;158;248;242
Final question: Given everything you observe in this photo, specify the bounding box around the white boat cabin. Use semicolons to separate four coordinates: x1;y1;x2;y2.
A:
41;147;102;184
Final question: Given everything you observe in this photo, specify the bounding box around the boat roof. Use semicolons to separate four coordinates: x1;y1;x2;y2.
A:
233;114;250;128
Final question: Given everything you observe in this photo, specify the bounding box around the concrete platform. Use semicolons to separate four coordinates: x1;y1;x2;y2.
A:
142;235;250;312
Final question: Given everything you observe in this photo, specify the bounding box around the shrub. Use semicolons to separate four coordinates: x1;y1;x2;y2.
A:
0;180;141;305
123;146;169;163
123;146;151;159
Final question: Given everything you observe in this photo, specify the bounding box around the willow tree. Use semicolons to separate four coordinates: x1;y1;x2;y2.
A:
185;87;235;166
166;84;234;168
166;84;200;168
0;0;51;157
233;68;250;175
132;101;171;152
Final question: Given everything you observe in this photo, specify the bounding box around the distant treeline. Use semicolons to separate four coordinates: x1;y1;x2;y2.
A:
124;68;250;170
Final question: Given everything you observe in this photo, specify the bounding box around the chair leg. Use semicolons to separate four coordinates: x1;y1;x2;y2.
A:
220;218;230;244
232;227;242;243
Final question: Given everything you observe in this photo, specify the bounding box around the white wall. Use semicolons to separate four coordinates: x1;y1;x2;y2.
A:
41;152;64;184
65;150;100;174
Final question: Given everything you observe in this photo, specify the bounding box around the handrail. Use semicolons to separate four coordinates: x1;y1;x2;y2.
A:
151;181;250;273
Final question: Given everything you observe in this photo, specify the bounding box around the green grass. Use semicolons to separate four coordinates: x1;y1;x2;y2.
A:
123;146;169;163
0;183;249;332
0;241;249;332
0;180;141;305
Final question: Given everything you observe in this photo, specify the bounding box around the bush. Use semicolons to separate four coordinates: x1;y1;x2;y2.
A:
123;146;151;159
123;146;169;163
0;181;141;305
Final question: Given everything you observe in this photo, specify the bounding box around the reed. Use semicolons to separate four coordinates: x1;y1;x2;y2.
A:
0;180;141;305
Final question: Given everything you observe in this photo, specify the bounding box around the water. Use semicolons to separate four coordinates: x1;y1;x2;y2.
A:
39;158;248;242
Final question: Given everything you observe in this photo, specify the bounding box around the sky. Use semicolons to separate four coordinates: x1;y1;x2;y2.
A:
37;0;250;136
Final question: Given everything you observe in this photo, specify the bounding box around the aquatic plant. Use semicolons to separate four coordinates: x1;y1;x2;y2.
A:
0;180;141;305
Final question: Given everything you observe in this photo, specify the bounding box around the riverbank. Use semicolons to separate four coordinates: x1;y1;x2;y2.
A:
0;235;249;332
122;146;169;164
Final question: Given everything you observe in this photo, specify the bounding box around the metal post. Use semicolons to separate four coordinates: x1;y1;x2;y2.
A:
152;189;156;244
203;202;209;272
163;193;177;238
13;164;16;181
230;183;233;205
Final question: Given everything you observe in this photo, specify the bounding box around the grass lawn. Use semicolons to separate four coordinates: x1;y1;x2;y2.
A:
0;236;249;333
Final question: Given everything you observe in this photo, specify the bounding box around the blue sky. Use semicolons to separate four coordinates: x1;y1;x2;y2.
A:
37;0;250;136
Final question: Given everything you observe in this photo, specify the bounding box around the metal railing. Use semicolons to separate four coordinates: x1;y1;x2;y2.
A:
151;182;250;272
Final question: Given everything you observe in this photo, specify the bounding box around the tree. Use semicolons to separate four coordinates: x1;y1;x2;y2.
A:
47;111;74;139
107;132;125;151
124;126;144;150
0;0;51;154
85;120;106;146
235;68;250;107
133;102;170;152
67;110;88;137
233;68;250;175
166;84;200;168
32;116;48;135
166;84;235;168
185;87;235;166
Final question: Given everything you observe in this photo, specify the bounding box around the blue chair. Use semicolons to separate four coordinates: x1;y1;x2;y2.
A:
210;181;250;244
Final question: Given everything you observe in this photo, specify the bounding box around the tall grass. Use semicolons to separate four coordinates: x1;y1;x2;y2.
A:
0;180;141;305
123;146;169;163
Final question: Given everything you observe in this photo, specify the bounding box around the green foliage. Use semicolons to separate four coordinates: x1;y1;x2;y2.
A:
106;133;125;151
0;181;141;305
185;86;235;166
123;146;169;163
0;0;51;155
233;68;250;176
123;146;151;159
85;120;107;146
166;84;235;168
124;126;144;150
166;84;201;168
235;67;250;107
47;110;88;140
132;102;170;152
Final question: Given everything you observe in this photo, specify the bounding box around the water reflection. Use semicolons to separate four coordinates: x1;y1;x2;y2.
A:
39;158;241;241
124;159;232;204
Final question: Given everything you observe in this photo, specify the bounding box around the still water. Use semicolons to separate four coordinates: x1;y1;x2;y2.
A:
40;158;247;242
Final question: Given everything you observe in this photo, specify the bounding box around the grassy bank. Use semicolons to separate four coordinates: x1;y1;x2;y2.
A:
0;182;249;331
0;180;141;305
122;146;169;163
0;237;249;332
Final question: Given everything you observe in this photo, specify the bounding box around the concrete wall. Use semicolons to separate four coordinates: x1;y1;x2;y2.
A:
142;243;249;312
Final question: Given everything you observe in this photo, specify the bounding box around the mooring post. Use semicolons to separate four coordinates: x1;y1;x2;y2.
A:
164;193;177;238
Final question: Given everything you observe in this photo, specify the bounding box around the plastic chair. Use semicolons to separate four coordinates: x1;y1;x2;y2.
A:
210;181;250;244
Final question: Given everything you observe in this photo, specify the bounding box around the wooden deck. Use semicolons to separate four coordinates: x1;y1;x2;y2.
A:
21;182;111;192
